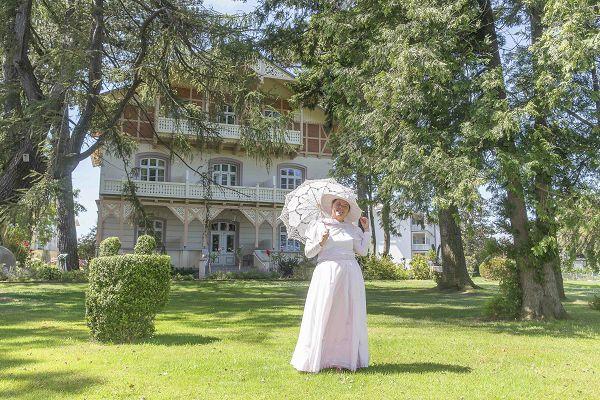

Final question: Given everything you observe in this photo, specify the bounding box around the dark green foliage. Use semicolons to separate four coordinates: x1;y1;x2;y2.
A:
359;255;409;280
78;227;98;262
485;259;522;320
86;251;171;342
98;237;121;257
410;255;432;280
134;234;156;255
589;295;600;312
206;269;280;280
276;257;300;278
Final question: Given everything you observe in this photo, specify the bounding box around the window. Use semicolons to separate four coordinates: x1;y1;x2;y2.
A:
218;104;236;125
212;163;238;186
280;225;301;252
263;109;280;119
139;157;166;182
280;167;303;189
412;232;429;245
138;220;165;245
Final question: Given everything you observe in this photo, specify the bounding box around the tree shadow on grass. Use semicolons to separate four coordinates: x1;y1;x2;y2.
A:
148;333;220;346
0;370;101;398
354;362;472;375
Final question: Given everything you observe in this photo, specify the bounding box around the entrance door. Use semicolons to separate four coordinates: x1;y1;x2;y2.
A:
210;221;237;266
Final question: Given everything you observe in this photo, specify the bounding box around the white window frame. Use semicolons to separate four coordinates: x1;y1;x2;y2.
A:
279;167;303;190
412;232;429;245
212;163;238;186
139;157;166;182
218;104;236;125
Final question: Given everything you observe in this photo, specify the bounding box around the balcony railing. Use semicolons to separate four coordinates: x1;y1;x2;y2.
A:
412;243;433;251
156;117;302;146
101;179;291;203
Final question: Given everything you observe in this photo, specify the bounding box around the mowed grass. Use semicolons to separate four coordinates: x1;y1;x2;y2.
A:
0;278;599;400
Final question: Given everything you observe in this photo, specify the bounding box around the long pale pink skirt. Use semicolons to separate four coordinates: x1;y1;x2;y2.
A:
291;258;369;373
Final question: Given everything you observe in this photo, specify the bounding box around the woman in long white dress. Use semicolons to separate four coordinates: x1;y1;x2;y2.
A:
291;193;371;373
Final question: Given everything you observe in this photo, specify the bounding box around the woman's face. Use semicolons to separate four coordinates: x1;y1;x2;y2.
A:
331;199;350;221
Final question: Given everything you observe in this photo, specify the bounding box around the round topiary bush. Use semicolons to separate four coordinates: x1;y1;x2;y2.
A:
134;234;156;255
99;237;121;257
410;254;431;280
85;253;171;342
479;257;512;281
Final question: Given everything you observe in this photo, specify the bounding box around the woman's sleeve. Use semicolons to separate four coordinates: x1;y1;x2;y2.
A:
304;220;323;258
353;225;371;256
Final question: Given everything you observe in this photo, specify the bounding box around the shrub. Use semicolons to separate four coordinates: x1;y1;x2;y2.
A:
99;237;121;257
173;273;195;281
60;269;89;282
32;262;62;281
485;258;521;319
589;295;600;311
134;234;156;255
86;253;171;342
292;259;316;280
277;257;301;278
410;254;431;280
479;257;512;281
206;269;279;280
360;255;408;280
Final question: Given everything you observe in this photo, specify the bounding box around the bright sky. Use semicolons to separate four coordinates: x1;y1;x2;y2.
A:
73;1;259;237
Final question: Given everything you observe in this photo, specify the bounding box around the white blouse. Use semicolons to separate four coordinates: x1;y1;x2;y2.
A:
304;218;371;260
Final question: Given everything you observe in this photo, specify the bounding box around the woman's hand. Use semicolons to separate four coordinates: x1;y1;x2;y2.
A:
319;229;330;247
359;217;370;231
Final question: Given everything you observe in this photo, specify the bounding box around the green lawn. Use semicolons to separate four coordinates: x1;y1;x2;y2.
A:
1;278;599;400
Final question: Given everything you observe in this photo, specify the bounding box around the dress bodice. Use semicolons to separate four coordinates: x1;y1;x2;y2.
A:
304;218;370;260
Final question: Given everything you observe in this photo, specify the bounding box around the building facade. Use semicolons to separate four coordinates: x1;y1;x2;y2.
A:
95;62;334;276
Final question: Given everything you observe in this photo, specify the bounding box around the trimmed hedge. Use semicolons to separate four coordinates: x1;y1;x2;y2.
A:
134;234;156;255
86;237;171;342
99;237;121;256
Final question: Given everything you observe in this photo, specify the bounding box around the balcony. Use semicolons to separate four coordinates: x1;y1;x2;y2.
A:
412;243;432;251
156;117;302;146
101;179;291;204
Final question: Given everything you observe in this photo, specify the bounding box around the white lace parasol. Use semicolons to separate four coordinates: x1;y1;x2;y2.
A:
278;178;357;244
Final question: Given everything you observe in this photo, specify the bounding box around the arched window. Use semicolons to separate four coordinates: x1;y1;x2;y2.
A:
210;158;242;186
137;154;169;182
278;164;305;190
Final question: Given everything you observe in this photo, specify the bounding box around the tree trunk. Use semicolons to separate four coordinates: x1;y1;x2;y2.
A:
56;172;79;271
477;0;566;318
381;201;391;257
437;205;478;290
528;4;568;313
366;175;377;254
